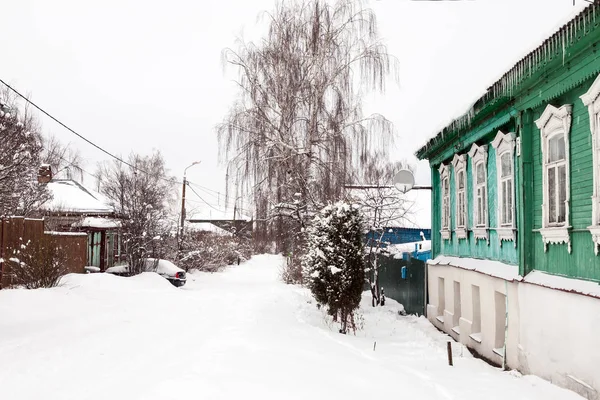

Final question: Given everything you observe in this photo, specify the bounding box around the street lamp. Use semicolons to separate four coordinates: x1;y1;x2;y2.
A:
179;161;201;251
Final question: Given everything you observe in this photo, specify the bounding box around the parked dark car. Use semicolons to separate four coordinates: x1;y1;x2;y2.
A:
105;258;187;287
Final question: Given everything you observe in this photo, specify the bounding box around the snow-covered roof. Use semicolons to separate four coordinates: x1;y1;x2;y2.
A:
428;255;521;282
72;217;122;229
185;222;232;236
42;179;115;214
417;2;598;160
388;240;431;258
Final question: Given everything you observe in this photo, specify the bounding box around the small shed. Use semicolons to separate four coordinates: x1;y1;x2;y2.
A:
40;179;125;271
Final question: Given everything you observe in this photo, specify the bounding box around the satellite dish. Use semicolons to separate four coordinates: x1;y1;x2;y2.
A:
393;170;415;193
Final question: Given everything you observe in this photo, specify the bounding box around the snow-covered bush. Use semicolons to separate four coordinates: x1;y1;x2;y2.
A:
177;231;252;272
7;236;67;289
303;202;365;334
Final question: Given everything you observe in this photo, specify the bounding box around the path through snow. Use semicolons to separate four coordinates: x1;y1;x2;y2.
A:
0;254;583;399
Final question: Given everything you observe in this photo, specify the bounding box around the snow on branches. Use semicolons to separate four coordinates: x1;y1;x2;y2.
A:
303;201;365;334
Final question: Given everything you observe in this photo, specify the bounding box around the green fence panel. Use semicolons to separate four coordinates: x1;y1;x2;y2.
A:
376;256;426;316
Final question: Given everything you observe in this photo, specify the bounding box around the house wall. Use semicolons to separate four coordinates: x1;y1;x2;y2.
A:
527;76;600;281
421;7;600;399
434;136;519;265
426;264;520;369
518;284;600;400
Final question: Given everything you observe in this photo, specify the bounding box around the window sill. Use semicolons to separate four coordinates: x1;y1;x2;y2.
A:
436;315;445;324
455;227;468;240
451;326;460;335
496;227;517;247
440;229;451;240
493;347;505;358
537;226;571;253
588;226;600;255
472;227;489;244
469;332;482;343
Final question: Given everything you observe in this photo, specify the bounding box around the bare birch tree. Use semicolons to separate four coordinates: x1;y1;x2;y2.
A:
96;152;177;274
218;0;399;252
41;135;84;182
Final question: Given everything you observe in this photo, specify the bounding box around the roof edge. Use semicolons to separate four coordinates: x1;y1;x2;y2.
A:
416;2;600;161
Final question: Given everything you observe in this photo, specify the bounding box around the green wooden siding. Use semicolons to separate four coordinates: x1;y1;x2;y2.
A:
436;140;518;265
529;80;600;282
425;11;600;282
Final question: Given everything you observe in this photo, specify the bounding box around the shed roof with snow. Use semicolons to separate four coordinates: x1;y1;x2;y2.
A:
41;179;115;215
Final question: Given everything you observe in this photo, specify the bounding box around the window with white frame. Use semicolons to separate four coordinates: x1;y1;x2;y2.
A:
547;133;567;225
468;144;488;243
535;104;572;253
581;72;600;255
475;163;486;226
452;154;468;239
439;163;451;240
492;131;517;245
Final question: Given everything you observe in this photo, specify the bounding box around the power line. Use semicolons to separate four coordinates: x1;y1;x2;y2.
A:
187;181;222;195
186;184;225;213
0;79;225;194
0;78;148;174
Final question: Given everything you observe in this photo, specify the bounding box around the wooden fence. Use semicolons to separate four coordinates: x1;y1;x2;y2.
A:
0;217;87;288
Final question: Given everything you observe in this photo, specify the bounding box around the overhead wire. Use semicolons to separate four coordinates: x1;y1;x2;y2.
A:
186;184;225;213
0;78;182;187
2;79;238;208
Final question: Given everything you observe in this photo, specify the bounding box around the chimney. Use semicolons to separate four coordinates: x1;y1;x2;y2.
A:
38;164;53;184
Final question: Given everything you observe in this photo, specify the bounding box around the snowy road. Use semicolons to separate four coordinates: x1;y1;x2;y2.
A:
0;255;582;399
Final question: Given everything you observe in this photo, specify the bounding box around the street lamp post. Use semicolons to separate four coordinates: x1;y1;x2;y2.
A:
179;161;201;252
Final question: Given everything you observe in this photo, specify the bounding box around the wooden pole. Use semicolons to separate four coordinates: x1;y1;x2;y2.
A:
447;341;453;366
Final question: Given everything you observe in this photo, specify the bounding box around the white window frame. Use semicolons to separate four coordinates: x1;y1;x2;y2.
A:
468;144;489;243
439;163;451;240
491;131;517;247
452;154;468;240
535;104;572;253
581;73;600;255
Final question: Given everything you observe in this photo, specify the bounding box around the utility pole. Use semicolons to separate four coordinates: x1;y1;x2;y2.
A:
178;161;201;253
179;177;187;249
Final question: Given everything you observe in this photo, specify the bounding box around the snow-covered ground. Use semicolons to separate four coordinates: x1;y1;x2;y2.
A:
0;255;583;399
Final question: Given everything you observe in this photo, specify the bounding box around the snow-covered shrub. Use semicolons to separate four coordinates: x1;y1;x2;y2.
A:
7;236;67;289
178;231;253;272
303;202;365;334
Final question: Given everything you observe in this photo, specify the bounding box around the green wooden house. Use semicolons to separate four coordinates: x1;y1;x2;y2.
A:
416;4;600;399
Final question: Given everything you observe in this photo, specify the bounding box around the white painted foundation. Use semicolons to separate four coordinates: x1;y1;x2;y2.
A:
427;261;600;400
518;282;600;400
426;263;520;368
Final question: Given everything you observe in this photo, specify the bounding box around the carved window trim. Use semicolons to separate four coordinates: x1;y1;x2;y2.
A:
452;154;468;240
581;72;600;255
535;104;572;253
439;163;451;240
491;131;517;247
468;143;489;244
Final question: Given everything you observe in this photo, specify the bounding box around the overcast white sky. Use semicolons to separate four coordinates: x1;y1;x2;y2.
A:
0;0;587;218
